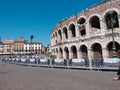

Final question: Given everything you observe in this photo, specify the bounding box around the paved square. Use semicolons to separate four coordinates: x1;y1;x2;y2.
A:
0;61;119;90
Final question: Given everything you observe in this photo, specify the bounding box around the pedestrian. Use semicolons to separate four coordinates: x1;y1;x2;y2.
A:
113;61;120;81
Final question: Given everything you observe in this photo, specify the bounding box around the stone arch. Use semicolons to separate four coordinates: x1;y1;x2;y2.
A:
55;32;57;38
55;48;58;58
107;41;120;58
59;47;63;58
89;15;101;29
87;13;101;22
77;17;86;24
71;45;77;58
56;48;58;54
91;43;103;59
104;10;119;29
79;45;88;58
69;23;76;37
58;29;62;40
64;46;69;59
52;49;55;53
103;8;120;18
54;49;56;53
52;33;55;38
55;40;58;45
62;26;68;39
77;16;86;36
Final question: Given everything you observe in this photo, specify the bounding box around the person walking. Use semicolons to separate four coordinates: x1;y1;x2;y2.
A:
113;61;120;81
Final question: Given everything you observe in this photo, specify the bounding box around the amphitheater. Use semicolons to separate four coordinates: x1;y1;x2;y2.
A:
50;0;120;62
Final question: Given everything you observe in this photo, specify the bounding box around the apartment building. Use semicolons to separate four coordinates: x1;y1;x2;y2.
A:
24;42;42;55
14;37;25;55
3;40;14;55
0;42;3;55
2;37;42;55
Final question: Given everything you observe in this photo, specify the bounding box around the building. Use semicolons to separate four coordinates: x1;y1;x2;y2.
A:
41;46;48;53
2;37;42;55
0;42;3;55
3;40;14;55
14;37;25;55
50;0;120;60
47;44;51;55
24;42;42;55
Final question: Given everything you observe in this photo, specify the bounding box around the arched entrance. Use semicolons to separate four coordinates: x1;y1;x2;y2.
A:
58;30;62;40
56;48;58;58
80;45;88;58
59;48;63;58
64;47;69;59
63;27;68;39
89;16;101;29
91;43;103;59
105;10;119;29
69;24;76;37
71;46;77;58
107;41;120;58
77;17;86;36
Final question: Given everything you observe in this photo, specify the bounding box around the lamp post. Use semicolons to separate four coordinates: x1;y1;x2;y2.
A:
109;11;117;58
30;35;34;55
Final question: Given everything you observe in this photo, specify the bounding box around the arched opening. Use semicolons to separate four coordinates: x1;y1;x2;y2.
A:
71;46;77;58
52;33;55;38
80;45;88;58
91;43;103;59
77;18;86;24
58;30;62;40
89;16;101;29
55;40;57;44
55;32;57;38
80;28;86;36
69;24;76;37
107;41;120;58
63;27;68;39
59;48;63;58
77;18;86;36
56;48;58;54
105;11;119;29
56;48;58;58
64;47;69;59
52;49;55;53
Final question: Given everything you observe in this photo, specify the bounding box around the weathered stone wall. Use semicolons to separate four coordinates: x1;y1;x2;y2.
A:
50;0;120;59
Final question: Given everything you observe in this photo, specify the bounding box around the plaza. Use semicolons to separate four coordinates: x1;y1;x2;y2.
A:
0;0;120;90
0;59;119;90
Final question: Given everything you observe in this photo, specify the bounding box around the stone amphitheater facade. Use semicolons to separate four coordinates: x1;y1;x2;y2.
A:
50;0;120;60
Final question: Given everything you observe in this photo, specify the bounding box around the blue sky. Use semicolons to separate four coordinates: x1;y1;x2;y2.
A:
0;0;102;46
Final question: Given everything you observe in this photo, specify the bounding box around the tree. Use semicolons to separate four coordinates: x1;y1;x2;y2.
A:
50;54;56;59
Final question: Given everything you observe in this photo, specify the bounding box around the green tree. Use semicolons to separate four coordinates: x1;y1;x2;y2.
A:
50;54;56;59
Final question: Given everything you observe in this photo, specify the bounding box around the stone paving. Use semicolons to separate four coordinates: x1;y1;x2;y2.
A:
0;60;120;90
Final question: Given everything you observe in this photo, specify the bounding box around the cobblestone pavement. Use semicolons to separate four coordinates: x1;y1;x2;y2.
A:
0;61;119;90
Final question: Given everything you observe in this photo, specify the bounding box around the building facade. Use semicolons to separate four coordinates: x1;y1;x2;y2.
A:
0;42;3;55
41;46;48;53
3;40;14;55
2;37;42;55
50;0;120;60
24;42;42;55
14;37;25;55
